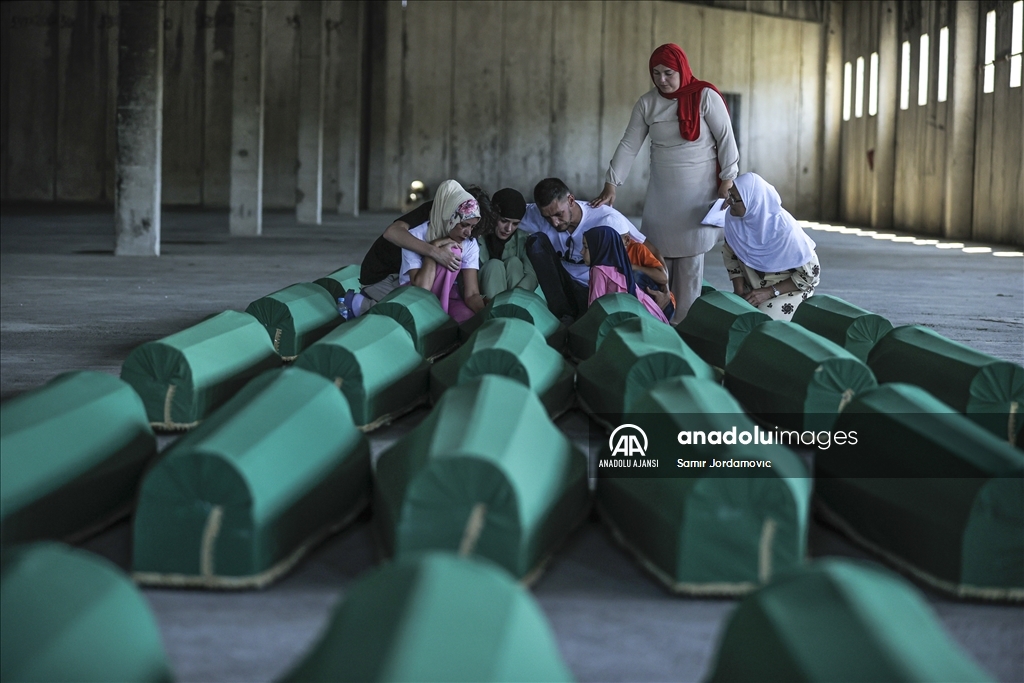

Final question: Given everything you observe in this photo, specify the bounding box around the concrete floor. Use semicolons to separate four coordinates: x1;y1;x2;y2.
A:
1;205;1022;682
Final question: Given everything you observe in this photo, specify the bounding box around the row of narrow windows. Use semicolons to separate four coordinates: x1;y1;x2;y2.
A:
843;1;1022;121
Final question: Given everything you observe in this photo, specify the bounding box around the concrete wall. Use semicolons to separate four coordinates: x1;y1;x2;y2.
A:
0;0;362;211
972;0;1023;244
368;0;824;218
836;0;1023;245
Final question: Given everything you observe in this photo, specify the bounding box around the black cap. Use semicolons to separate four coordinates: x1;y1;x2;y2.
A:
491;188;527;220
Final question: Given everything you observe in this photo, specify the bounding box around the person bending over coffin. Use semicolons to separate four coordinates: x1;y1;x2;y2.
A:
583;226;671;324
478;188;538;301
518;177;654;323
348;185;495;318
721;172;820;321
395;179;486;323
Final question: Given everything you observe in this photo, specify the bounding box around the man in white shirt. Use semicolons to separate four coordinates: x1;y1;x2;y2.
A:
519;177;648;321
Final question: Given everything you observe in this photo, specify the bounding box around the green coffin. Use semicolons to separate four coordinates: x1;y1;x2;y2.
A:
1;543;172;683
461;289;567;351
294;315;430;431
816;383;1024;600
365;285;460;360
597;377;810;595
132;367;370;588
867;325;1024;443
791;294;894;362
245;282;342;360
282;553;574;682
313;264;362;302
701;279;717;295
566;292;650;362
120;310;280;430
375;376;590;581
725;320;878;431
677;291;771;369
430;318;575;418
576;316;715;429
0;372;156;547
706;559;992;682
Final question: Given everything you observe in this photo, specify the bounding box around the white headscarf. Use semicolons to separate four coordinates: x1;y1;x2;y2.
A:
723;173;816;272
427;180;480;242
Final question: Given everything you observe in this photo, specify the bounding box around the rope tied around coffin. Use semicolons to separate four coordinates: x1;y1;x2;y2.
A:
459;503;488;557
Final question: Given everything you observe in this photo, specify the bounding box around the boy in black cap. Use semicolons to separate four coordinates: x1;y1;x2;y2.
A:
478;188;537;301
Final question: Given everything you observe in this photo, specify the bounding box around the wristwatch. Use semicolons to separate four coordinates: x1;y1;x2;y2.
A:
770;285;781;298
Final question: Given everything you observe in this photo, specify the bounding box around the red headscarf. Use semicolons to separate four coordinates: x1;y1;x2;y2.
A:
649;43;727;142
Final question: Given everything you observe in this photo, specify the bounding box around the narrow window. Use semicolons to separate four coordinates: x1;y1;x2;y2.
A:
937;27;949;101
984;10;996;93
843;61;852;121
900;41;911;109
868;52;879;115
918;33;930;105
855;56;865;117
1011;1;1022;87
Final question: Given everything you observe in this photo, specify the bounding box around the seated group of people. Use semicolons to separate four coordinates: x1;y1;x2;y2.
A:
343;173;819;326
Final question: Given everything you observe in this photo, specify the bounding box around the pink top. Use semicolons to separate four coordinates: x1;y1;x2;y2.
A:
588;265;670;324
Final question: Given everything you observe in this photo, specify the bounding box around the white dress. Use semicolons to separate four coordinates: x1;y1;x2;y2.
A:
606;87;739;258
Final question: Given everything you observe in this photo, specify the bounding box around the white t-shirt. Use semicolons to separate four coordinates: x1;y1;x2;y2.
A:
399;222;480;285
518;201;646;284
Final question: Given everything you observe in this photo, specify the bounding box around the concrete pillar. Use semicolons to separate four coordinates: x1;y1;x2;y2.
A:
229;0;266;236
325;0;364;217
943;0;977;240
114;0;163;256
870;0;897;230
296;0;325;224
820;1;843;220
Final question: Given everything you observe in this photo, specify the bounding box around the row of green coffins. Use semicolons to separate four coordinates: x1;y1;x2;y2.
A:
570;295;1022;599
668;289;1022;443
118;286;570;433
1;544;574;683
1;547;993;683
119;267;1024;445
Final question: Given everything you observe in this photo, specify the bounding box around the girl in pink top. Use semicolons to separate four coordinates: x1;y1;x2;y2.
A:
582;226;671;324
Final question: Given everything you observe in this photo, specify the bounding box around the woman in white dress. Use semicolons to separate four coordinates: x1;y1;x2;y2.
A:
591;43;739;324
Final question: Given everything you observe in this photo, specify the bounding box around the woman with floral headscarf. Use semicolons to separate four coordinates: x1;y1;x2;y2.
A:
396;179;486;322
591;43;738;325
721;172;820;321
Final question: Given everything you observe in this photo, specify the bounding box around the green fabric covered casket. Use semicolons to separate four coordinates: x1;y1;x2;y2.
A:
706;559;992;682
701;279;717;295
430;318;575;418
791;294;894;362
120;310;280;430
245;282;343;360
365;285;460;360
566;292;651;362
461;288;567;351
375;375;590;582
724;320;878;431
816;383;1024;600
867;325;1024;443
313;264;362;302
576;316;715;429
1;543;172;683
132;367;370;588
282;553;573;682
676;291;771;369
596;377;810;596
294;315;430;431
0;371;156;547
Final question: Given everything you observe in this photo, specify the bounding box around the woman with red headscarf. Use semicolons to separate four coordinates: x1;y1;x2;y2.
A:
591;43;738;325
